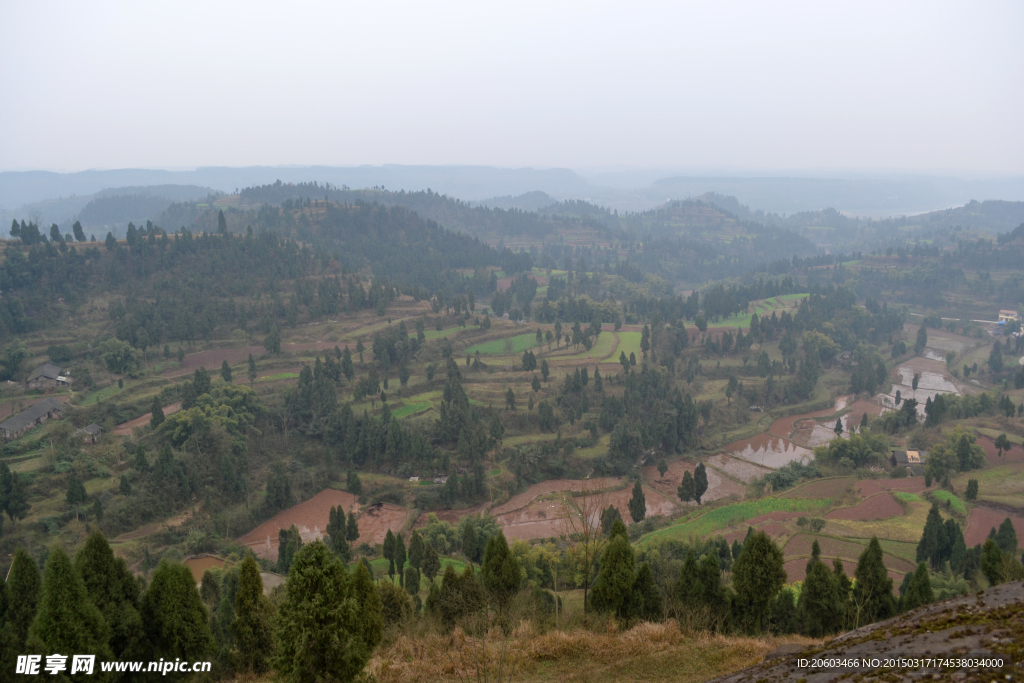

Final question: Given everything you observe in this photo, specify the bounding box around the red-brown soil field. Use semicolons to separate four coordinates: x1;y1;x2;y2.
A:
780;477;855;499
976;436;1024;464
641;458;744;504
165;345;264;377
877;477;931;493
825;492;903;521
964;506;1024;547
240;489;360;559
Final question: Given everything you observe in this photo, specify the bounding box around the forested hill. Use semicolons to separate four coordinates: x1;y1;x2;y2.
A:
232;182;580;238
250;199;505;291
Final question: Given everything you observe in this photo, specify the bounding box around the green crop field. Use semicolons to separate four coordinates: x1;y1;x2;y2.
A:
640;497;832;544
614;331;643;359
392;401;432;418
567;331;618;360
895;491;921;502
931;490;966;515
422;325;468;341
466;333;539;355
258;372;300;382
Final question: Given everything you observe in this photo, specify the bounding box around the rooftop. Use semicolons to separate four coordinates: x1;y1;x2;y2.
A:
0;397;65;433
27;363;61;381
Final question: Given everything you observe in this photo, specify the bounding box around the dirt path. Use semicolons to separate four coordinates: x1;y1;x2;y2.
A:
113;403;181;435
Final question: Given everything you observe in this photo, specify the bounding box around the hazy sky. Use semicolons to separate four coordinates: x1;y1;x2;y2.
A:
2;0;1022;174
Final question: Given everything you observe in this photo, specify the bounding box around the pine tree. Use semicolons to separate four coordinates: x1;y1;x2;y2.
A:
422;544;442;584
693;463;708;504
995;517;1018;555
231;556;274;673
347;470;362;496
481;531;520;615
732;531;786;633
628;481;646;523
142;561;214;662
676;550;704;610
394;533;407;587
589;519;636;618
351;561;383;651
981;539;1005;586
624;561;663;622
27;546;112;671
462;522;479;564
853;537;895;626
346;511;360;542
408;530;425;570
74;531;144;661
916;503;947;569
965;479;978;501
1;549;40;667
326;506;350;561
900;562;934;612
66;475;88;520
384;529;397;579
221;360;233;383
247;354;257;387
277;526;303;574
678;470;696;503
275;541;375;682
801;556;840;636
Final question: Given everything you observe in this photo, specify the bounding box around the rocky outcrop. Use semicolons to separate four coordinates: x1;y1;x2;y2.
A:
712;581;1023;682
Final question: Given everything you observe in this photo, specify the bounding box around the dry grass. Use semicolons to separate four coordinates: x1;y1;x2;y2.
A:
366;621;817;683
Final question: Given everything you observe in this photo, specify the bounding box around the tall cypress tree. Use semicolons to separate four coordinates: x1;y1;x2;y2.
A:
0;549;40;673
231;556;274;674
900;562;934;612
693;463;709;504
676;550;703;610
422;544;441;584
346;511;360;542
351;561;383;650
628;481;646;523
142;561;214;662
274;541;375;683
383;529;397;580
27;546;112;670
590;519;635;618
481;531;520;615
916;504;946;569
74;531;144;662
853;537;895;626
408;530;425;570
624;562;663;622
732;531;786;633
394;534;407;588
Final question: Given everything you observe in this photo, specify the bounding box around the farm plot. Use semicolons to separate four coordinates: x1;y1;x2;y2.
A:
490;478;623;517
825;498;936;542
239;489;359;560
466;333;539;355
952;464;1024;509
976;436;1024;464
780;477;855;500
825;492;903;521
165;345;264;377
642;457;744;505
708;454;772;484
721;433;811;469
640;497;832;545
964;507;1024;547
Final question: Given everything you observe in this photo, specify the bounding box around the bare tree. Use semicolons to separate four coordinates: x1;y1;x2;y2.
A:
556;480;609;612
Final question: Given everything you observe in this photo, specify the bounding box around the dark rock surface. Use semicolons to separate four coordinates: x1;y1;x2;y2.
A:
712;581;1023;682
